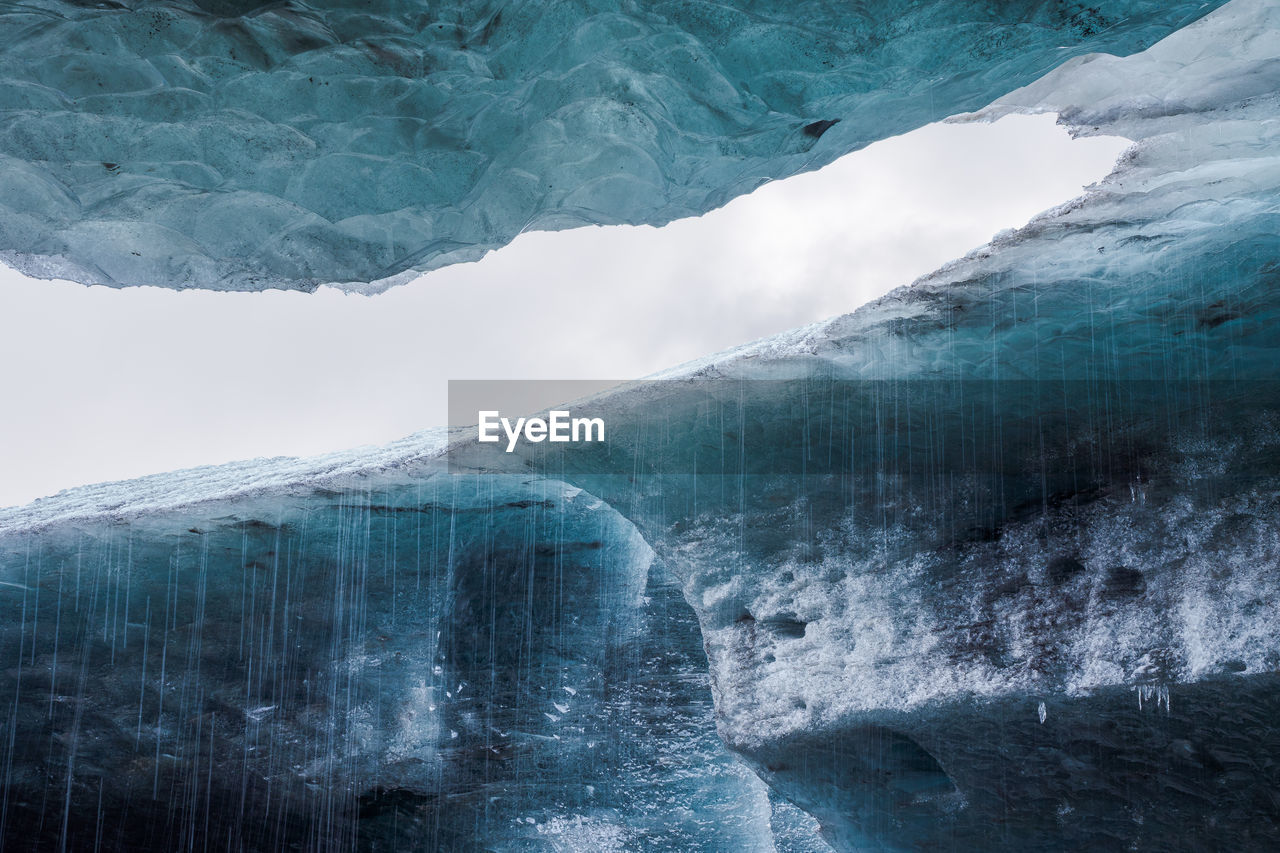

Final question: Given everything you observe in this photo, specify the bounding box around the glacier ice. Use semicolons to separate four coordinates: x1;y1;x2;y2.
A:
0;469;811;850
0;0;1225;291
5;0;1280;850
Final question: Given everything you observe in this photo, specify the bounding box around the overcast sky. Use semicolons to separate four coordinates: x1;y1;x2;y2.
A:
0;113;1127;507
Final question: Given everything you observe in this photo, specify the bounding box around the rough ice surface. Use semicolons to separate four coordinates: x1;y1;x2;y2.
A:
5;0;1280;850
0;472;806;850
0;0;1223;291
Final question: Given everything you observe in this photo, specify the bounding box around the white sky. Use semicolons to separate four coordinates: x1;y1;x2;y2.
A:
0;113;1128;507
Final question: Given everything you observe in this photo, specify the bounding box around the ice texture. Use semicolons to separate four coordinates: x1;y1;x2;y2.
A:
0;0;1223;291
5;0;1280;849
0;472;810;850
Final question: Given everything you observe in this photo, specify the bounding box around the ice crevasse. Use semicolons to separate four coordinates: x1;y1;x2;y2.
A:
4;0;1280;851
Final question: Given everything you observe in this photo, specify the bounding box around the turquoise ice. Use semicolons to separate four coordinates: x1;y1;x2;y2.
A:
3;0;1280;849
0;0;1223;290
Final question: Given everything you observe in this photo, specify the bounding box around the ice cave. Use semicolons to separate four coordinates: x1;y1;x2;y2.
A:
3;0;1280;850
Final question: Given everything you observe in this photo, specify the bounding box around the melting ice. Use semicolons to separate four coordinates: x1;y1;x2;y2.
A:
3;0;1280;850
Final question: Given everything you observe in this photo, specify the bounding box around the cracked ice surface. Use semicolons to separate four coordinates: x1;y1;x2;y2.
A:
0;0;1222;291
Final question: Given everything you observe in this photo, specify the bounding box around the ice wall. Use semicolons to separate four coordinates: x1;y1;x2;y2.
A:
610;1;1280;846
0;0;1222;291
0;468;823;850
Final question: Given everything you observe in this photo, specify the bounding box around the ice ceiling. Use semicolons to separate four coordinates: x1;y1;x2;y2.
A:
0;0;1224;291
